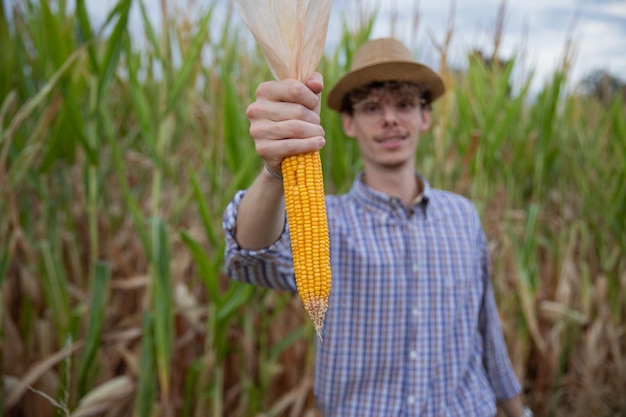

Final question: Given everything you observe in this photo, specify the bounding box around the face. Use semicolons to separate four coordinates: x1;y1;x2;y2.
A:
341;85;431;172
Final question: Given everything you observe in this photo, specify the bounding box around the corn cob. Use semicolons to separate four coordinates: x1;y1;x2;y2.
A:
281;150;331;339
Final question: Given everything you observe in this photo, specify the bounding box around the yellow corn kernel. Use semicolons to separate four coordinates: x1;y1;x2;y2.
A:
281;150;331;339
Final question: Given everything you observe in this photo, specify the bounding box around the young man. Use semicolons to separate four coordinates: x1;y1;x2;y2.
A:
223;37;532;417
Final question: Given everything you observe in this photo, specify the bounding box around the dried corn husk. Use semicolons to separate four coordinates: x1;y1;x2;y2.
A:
233;0;332;82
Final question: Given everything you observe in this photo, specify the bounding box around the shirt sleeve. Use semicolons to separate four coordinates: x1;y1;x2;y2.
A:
222;190;297;292
478;228;522;401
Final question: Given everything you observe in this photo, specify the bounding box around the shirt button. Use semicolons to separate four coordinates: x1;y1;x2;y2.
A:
407;395;415;405
409;350;418;360
412;265;418;273
412;308;419;316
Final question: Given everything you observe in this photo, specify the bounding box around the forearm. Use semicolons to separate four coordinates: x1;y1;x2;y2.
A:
498;394;525;417
235;167;286;250
236;74;324;250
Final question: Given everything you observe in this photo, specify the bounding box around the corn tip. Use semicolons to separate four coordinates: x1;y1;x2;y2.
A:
304;297;328;342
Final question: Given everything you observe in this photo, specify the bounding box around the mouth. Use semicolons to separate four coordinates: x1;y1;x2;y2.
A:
375;133;406;148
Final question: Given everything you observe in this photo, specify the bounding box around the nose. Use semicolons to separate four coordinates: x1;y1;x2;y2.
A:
381;104;399;124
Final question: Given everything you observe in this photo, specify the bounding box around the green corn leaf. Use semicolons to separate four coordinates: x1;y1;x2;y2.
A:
39;87;90;169
77;262;111;399
223;151;264;199
40;241;71;336
75;0;99;71
100;105;150;250
126;42;159;163
165;6;213;115
98;0;132;101
39;0;68;70
180;230;221;303
190;173;217;248
0;2;13;98
138;0;162;62
268;325;307;363
135;312;157;417
6;97;50;186
150;217;173;397
217;283;255;323
222;75;246;171
0;47;83;154
181;358;204;417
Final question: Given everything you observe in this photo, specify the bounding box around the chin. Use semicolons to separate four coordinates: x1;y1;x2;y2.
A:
378;158;410;169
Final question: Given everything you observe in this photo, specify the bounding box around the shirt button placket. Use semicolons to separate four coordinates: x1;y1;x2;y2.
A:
407;218;422;415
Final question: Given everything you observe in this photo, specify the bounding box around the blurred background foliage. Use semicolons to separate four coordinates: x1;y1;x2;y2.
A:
1;0;625;416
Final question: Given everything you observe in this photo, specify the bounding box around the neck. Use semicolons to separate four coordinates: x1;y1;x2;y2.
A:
362;165;421;207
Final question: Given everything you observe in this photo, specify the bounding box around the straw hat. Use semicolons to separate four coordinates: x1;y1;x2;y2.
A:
327;37;445;112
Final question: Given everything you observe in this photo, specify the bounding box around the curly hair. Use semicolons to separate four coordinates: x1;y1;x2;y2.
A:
339;81;432;115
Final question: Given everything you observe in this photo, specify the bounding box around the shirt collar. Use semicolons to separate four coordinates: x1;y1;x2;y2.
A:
349;172;431;214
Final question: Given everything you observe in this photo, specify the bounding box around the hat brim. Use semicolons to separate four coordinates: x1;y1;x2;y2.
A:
326;61;445;112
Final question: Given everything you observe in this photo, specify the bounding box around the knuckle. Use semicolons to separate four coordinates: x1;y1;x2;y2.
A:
286;81;307;99
246;102;261;119
280;140;300;156
255;141;271;159
255;81;273;98
292;104;309;120
248;123;265;140
289;121;309;138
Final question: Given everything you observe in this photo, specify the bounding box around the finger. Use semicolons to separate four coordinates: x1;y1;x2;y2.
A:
256;136;326;166
256;79;320;111
306;72;324;95
247;100;321;126
250;118;325;142
306;72;324;115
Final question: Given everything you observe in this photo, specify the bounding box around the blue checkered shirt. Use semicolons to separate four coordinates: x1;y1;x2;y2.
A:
223;173;521;416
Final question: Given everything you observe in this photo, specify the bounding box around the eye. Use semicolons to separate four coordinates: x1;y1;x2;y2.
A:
363;102;382;114
396;99;417;111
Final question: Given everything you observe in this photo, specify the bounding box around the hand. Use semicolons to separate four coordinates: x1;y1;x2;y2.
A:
246;72;326;173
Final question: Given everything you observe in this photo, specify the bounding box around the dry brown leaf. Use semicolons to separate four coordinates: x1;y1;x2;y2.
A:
115;345;141;377
23;371;61;417
70;376;135;417
2;313;25;376
175;282;203;326
233;0;332;82
539;300;588;326
4;341;83;408
109;275;149;290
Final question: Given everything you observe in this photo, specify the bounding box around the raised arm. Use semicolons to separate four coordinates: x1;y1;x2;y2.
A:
235;73;326;250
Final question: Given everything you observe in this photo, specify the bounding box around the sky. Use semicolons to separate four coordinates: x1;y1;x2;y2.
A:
347;0;626;91
80;0;626;91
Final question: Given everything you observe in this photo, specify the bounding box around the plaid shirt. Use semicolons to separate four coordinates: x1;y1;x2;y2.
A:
223;173;521;416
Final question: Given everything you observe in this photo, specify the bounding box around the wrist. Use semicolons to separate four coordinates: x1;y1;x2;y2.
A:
520;406;533;417
264;162;283;180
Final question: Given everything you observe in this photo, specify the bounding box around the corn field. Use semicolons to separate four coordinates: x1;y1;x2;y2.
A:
1;0;625;416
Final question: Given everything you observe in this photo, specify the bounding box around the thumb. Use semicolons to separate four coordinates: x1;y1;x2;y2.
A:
307;72;324;115
306;71;324;94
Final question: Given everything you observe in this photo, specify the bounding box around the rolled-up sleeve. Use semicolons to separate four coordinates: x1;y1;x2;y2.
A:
222;190;297;292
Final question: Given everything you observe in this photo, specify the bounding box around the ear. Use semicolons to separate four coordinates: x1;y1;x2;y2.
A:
341;113;357;138
419;108;432;132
